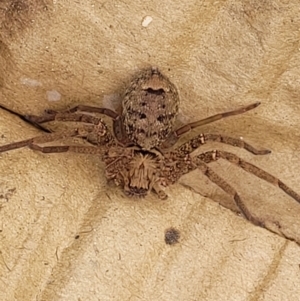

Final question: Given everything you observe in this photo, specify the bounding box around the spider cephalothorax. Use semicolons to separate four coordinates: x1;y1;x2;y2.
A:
0;67;300;242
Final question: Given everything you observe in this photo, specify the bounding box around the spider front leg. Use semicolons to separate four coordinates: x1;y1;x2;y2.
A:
0;116;111;155
0;130;80;153
24;105;120;124
0;130;108;156
163;102;261;148
29;143;108;156
175;133;271;156
25;106;131;147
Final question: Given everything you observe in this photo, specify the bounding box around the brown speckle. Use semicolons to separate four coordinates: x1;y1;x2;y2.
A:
165;227;180;245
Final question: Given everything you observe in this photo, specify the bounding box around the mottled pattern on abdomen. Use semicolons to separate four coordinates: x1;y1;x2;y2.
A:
122;68;179;150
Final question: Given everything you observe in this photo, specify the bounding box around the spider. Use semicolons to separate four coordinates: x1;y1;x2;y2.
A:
0;67;299;237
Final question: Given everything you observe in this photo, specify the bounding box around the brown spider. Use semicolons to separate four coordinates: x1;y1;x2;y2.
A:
0;67;299;238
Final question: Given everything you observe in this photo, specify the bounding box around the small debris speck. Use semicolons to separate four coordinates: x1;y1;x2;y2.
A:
165;227;180;245
20;77;42;87
142;16;153;27
46;90;61;101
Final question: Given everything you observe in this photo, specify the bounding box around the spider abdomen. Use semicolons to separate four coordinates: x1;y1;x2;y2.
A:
122;67;179;150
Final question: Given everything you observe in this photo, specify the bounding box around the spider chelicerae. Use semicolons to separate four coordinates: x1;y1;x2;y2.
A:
0;67;299;240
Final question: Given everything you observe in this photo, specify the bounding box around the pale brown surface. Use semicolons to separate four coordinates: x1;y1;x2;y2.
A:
1;1;300;301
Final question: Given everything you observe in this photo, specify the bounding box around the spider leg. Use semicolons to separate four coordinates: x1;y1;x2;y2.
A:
162;102;261;148
29;144;106;155
152;183;168;200
193;157;264;226
0;117;111;153
0;129;80;153
51;112;108;124
0;126;108;155
52;113;114;146
175;102;260;137
25;105;119;124
0;104;51;133
197;150;300;205
175;133;271;155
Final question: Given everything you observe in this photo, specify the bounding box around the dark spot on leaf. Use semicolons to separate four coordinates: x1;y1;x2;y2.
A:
165;227;180;245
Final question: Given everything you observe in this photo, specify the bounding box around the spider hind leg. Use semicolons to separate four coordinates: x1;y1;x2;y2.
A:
194;157;265;227
198;150;300;205
190;149;300;241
